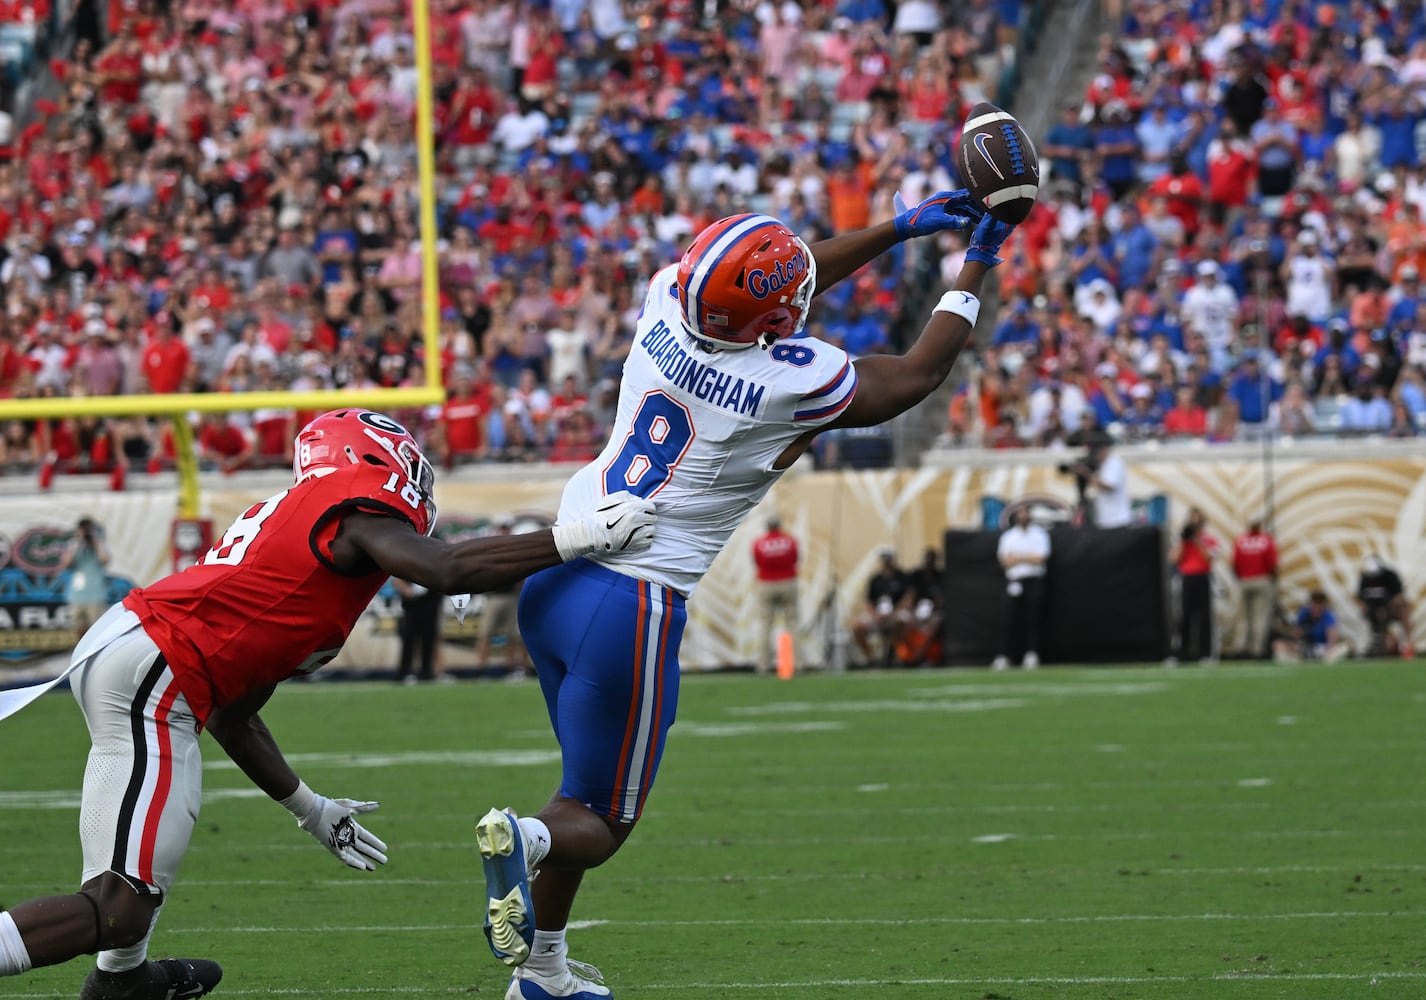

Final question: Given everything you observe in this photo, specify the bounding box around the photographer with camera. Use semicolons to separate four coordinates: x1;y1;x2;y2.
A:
59;517;112;643
1059;436;1131;528
1168;507;1220;665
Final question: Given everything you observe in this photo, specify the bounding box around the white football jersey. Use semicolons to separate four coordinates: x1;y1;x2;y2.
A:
559;265;858;595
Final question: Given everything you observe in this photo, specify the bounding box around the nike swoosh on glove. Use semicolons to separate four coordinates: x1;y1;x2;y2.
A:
552;490;658;560
892;190;985;241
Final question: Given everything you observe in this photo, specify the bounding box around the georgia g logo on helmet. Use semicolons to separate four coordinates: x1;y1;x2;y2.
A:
676;214;818;351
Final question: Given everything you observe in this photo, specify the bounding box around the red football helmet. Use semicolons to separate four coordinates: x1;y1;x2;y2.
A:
676;213;818;350
293;409;437;534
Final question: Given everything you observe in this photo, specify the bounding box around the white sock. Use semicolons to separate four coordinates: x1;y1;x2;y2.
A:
0;911;33;975
524;928;567;977
517;816;552;868
96;907;157;973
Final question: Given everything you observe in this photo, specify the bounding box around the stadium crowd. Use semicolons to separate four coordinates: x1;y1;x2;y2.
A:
0;0;1023;481
948;0;1426;448
6;0;1421;483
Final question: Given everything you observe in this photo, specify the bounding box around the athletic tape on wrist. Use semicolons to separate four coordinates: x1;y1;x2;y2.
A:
280;779;317;820
552;520;595;562
931;290;981;327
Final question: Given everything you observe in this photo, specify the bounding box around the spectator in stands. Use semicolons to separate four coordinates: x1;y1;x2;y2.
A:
1181;261;1237;369
261;226;320;290
1340;378;1393;434
851;548;909;668
1169;506;1219;665
196;412;254;474
1135;101;1182;186
1042;103;1093;189
1122;384;1164;440
992;507;1049;670
1164;385;1209;438
1283;231;1335;323
1387;399;1418;437
1096;101;1139;200
1228;352;1283;435
1251;98;1298;206
1232;520;1278;659
1273;590;1352;663
1269;381;1317;436
992;299;1038;349
140;312;189;395
1356;555;1414;658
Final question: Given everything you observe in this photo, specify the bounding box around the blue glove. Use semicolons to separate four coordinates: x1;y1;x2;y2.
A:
892;190;984;241
965;213;1015;268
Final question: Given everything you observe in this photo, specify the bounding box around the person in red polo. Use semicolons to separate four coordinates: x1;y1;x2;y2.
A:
197;413;255;474
751;515;799;675
1232;519;1278;658
141;313;189;394
1169;507;1220;665
441;367;490;463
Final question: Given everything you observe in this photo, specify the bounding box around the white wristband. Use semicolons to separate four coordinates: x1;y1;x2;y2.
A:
551;520;596;562
279;779;317;821
932;290;981;327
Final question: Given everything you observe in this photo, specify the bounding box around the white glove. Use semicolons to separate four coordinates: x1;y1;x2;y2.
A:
279;780;388;871
552;490;657;561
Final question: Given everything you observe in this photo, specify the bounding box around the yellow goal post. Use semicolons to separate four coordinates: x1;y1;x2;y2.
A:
0;0;445;521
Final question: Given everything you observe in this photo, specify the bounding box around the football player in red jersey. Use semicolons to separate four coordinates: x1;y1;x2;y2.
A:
0;409;657;1000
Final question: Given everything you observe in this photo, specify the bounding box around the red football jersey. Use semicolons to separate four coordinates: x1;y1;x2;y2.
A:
124;463;432;724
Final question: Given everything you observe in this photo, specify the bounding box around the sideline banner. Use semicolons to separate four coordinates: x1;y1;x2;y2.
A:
1;453;1421;679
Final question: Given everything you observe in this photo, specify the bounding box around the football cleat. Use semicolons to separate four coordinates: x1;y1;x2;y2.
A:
79;958;222;1000
477;807;535;967
505;959;612;999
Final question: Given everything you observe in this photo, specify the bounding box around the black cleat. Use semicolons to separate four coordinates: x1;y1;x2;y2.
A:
80;958;223;1000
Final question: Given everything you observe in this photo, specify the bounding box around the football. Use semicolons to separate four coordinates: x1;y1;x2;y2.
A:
958;103;1040;225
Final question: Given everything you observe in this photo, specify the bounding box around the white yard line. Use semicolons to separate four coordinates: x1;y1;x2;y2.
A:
10;862;1425;894
136;910;1424;935
8;971;1426;997
8;824;1424;856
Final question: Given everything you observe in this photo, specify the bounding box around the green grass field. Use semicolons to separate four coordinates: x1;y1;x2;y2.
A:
3;662;1424;999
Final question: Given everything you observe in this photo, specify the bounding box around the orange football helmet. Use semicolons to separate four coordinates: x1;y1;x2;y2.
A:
676;213;818;350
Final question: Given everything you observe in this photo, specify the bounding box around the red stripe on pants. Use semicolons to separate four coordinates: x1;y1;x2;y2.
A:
136;679;180;885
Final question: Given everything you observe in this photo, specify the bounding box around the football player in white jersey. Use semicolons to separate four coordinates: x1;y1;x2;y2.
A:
475;194;1015;999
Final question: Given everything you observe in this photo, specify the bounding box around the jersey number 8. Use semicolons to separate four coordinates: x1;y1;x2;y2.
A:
602;390;696;498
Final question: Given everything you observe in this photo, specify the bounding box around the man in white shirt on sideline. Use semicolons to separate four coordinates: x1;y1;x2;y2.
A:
1088;439;1132;528
992;507;1051;670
